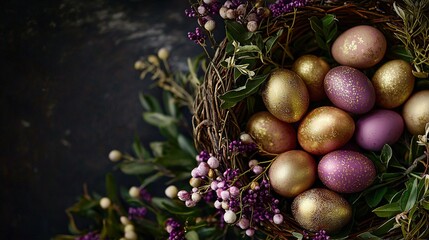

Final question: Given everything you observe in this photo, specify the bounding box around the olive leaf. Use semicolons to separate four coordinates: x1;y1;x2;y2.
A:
309;14;338;52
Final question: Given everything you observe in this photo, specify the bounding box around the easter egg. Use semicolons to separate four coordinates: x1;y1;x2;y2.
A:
331;25;386;69
372;59;415;108
292;54;330;101
402;90;429;135
318;150;377;193
268;150;317;198
324;66;375;114
262;69;310;123
298;106;355;155
246;111;296;154
355;109;404;151
291;188;352;233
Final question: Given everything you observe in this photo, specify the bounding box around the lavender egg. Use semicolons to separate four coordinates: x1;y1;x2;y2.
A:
356;109;404;151
324;66;375;114
318;150;376;193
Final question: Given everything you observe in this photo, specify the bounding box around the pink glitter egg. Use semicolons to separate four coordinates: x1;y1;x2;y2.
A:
318;150;376;193
324;66;375;114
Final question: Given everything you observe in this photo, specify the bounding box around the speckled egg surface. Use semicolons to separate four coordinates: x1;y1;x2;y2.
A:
324;66;375;114
318;150;376;193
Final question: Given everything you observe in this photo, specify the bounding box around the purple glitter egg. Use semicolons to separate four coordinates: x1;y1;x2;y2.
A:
318;150;376;193
355;109;404;151
324;66;375;114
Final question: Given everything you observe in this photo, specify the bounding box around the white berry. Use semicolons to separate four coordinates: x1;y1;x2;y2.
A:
157;48;169;60
223;210;237;223
108;150;122;162
165;185;178;199
128;186;140;198
99;197;111;209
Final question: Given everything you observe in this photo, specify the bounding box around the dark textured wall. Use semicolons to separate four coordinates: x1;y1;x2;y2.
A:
0;0;197;238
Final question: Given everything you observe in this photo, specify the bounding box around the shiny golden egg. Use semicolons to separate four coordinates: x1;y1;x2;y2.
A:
402;90;429;135
262;69;310;123
292;55;330;101
298;106;355;155
291;188;352;233
268;150;316;198
372;59;415;108
246;111;296;154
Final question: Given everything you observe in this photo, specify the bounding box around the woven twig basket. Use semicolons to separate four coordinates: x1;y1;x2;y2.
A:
192;0;409;238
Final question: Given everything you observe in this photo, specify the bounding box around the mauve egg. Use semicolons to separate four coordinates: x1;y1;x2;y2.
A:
355;109;404;151
331;25;386;69
318;150;376;193
324;66;375;114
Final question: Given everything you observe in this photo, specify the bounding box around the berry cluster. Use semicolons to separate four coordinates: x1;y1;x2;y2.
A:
75;232;100;240
128;207;148;220
303;230;331;240
165;218;185;240
269;0;309;17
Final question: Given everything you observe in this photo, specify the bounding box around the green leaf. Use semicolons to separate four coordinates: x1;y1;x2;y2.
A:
380;144;393;168
309;16;323;35
132;135;151;160
163;91;178;117
389;45;413;62
219;73;269;109
139;93;162;112
400;177;419;211
143;112;177;128
141;172;163;188
105;173;120;205
177;134;197;157
292;232;303;240
265;29;283;53
185;231;200;240
119;161;155;175
372;202;401;217
356;232;383;240
365;186;388;208
225;21;252;43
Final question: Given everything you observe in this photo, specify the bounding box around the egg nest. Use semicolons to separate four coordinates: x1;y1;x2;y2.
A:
192;0;428;239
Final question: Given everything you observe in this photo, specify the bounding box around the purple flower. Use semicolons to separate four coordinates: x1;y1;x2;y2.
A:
139;188;152;202
128;207;148;219
228;140;257;153
269;0;309;17
75;232;100;240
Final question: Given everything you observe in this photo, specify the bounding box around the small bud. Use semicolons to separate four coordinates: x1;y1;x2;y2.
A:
165;185;178;199
219;7;228;19
185;199;197;207
223;210;237;223
248;159;259;168
189;177;202;187
99;197;111;209
237;4;247;16
246;13;258;22
124;224;135;232
120;216;130;225
226;9;236;19
208;169;215;178
250;181;259;190
191;192;202;202
191;167;200;178
252;165;263;175
147;55;159;65
124;230;137;240
221;201;229;210
237;217;249;229
224;1;233;8
203;0;213;4
240;133;254;144
207;156;219;169
210;181;218;190
134;60;145;70
108;150;122;162
197;162;210;176
178;190;190;201
128;186;140;198
195;217;203;224
247;21;258;32
214;200;222;209
157;48;169;60
245;228;255;237
198;5;206;15
220;190;230;200
229;186;240;197
273;214;284;224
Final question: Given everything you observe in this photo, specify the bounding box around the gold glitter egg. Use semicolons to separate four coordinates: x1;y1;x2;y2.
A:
291;188;352;233
292;55;330;101
298;106;355;155
261;69;309;123
402;90;429;135
372;59;415;108
246;111;296;154
268;150;317;197
331;25;386;69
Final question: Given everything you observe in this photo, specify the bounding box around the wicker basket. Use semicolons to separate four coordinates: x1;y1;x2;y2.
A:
191;0;425;238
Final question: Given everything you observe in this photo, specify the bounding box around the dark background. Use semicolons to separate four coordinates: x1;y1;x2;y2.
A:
1;0;197;239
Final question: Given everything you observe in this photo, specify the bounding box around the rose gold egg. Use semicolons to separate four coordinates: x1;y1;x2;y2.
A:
298;106;355;155
292;55;330;101
402;90;429;135
246;111;296;154
262;69;310;123
268;150;316;198
372;59;415;108
331;25;386;69
291;188;352;233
